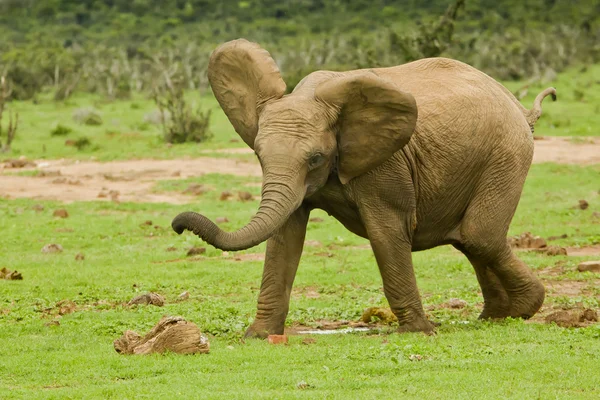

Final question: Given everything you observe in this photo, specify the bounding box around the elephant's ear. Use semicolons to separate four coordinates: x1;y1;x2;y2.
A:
315;73;417;184
208;39;286;149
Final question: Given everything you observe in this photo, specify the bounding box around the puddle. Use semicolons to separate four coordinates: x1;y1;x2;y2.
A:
295;327;373;335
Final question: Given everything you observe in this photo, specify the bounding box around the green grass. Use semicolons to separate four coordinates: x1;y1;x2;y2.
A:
1;162;600;398
504;64;600;137
2;63;598;164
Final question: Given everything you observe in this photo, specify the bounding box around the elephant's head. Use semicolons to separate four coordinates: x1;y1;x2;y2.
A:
172;39;418;251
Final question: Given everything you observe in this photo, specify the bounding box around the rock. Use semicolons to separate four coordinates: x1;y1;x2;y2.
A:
75;253;85;261
127;292;165;307
305;240;322;247
219;191;233;201
187;247;206;256
114;316;209;355
41;244;63;253
177;291;190;301
445;298;468;309
361;307;398;324
301;337;316;345
53;209;69;218
215;217;229;224
0;267;23;280
577;261;600;273
578;200;589;210
238;191;253;202
183;184;207;196
267;334;288;345
547;234;568;241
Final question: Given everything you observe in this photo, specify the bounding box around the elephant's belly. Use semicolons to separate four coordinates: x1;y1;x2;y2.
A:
306;187;369;239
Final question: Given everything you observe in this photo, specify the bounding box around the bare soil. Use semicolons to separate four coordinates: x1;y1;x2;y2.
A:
1;137;597;204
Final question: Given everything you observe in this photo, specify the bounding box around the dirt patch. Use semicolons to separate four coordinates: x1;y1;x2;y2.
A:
0;157;261;204
533;136;600;165
1;136;596;204
567;245;600;257
542;279;599;297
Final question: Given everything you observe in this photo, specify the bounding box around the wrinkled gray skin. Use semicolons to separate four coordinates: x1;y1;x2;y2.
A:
172;39;556;338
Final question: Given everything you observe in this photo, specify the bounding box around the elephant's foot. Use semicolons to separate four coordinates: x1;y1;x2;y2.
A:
478;302;511;320
506;278;545;319
244;321;285;339
396;316;436;334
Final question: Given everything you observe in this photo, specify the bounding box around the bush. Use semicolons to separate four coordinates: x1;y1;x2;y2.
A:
50;124;73;136
72;108;103;126
152;81;212;144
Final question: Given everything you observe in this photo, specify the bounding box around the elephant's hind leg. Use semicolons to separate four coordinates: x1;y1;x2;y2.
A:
458;167;545;319
453;244;511;319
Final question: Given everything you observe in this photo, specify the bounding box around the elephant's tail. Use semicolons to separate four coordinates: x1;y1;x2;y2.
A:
525;87;557;131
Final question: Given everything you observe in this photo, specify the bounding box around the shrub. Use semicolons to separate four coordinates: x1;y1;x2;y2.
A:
50;124;73;136
152;80;212;144
72;108;103;126
74;137;91;150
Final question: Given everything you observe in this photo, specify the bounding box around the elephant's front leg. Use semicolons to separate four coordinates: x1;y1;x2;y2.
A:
244;206;310;339
364;210;435;334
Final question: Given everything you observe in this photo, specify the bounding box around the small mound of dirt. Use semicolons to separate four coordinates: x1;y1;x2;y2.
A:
238;191;253;202
75;253;85;261
577;261;600;273
41;243;63;253
183;184;208;196
53;209;69;218
508;232;547;249
127;292;165;307
361;307;398;324
508;232;567;255
0;267;22;280
443;298;468;309
545;308;598;328
114;316;209;355
2;157;36;168
187;247;206;256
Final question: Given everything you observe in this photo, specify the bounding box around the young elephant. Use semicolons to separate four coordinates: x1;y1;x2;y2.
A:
172;39;555;338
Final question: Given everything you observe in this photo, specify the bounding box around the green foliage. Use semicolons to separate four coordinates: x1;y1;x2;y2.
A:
152;79;212;144
72;108;103;126
0;0;598;98
73;137;91;150
50;124;73;137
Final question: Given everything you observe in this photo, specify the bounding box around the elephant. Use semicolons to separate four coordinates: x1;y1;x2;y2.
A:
172;39;556;338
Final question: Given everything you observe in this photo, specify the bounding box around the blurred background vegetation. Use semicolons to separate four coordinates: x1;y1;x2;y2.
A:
0;0;598;102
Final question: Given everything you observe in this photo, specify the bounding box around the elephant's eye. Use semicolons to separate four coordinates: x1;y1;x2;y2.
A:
308;153;325;170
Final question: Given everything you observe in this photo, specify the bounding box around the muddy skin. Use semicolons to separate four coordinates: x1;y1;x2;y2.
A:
172;39;555;338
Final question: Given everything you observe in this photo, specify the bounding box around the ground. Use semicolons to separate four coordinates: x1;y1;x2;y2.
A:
0;66;599;399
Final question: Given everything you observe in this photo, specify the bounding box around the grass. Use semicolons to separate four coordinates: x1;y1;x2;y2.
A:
1;161;600;398
1;63;598;164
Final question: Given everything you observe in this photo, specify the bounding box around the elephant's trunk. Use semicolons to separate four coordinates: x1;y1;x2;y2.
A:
172;171;305;251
